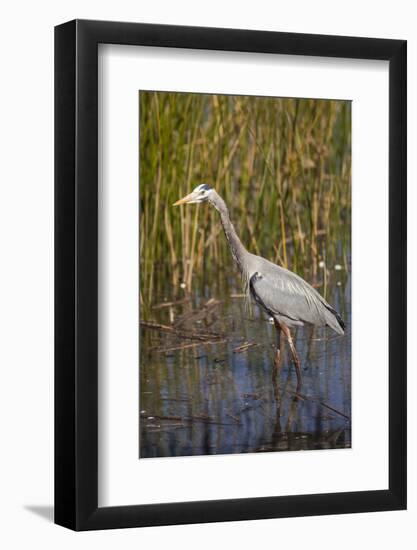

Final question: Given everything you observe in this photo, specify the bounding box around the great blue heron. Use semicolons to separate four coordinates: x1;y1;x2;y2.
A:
173;183;345;390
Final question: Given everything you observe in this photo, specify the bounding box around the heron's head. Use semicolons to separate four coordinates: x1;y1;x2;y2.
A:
173;184;213;206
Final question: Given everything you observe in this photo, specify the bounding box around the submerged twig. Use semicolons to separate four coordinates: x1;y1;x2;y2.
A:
318;401;350;420
233;341;259;353
152;339;227;353
284;389;350;420
140;413;182;421
152;298;191;309
174;298;221;327
140;320;225;341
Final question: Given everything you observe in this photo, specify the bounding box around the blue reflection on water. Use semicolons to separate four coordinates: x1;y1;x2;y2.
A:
140;267;351;458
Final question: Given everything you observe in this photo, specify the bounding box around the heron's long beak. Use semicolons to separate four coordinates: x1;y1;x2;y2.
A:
173;192;196;206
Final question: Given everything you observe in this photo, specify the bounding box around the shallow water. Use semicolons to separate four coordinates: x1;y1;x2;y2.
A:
140;265;351;458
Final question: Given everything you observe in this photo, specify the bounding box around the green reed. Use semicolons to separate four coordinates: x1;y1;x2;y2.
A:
139;91;351;307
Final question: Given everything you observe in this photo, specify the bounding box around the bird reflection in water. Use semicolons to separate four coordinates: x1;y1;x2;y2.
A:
139;185;350;458
140;303;351;458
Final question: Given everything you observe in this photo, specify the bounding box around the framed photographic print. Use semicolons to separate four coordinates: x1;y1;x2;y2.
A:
55;20;406;530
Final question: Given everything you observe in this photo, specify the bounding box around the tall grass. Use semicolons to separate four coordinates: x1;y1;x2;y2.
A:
139;91;351;307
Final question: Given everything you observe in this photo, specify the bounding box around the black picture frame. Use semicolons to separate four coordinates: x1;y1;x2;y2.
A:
55;19;407;531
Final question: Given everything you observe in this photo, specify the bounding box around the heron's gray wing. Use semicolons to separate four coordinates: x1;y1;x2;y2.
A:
249;259;344;334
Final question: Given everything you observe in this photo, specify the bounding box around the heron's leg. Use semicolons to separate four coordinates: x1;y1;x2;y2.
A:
272;319;283;429
273;319;282;372
280;322;302;393
272;319;284;392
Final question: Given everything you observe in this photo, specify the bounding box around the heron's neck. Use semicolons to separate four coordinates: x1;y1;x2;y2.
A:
210;192;248;272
